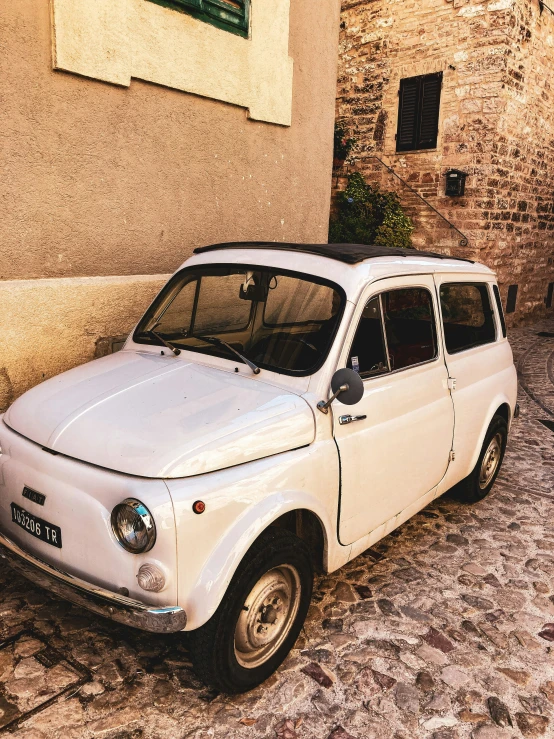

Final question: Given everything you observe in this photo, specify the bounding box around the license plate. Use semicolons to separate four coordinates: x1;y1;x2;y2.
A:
11;503;62;548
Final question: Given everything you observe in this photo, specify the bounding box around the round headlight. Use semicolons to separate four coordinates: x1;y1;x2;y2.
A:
111;498;156;554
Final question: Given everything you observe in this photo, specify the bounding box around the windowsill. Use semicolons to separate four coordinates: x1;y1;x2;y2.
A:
393;148;439;155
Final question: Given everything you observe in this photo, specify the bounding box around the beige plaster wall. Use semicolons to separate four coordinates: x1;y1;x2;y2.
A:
0;0;341;407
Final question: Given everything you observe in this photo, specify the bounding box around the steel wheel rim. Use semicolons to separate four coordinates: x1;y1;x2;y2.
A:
234;565;301;669
479;432;502;489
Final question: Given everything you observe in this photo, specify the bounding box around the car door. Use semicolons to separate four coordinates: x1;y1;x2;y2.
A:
435;276;511;479
334;275;455;545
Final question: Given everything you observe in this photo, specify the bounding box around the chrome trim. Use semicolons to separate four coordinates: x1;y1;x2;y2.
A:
0;532;186;633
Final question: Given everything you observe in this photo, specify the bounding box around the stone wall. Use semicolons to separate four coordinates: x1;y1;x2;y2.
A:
334;0;554;324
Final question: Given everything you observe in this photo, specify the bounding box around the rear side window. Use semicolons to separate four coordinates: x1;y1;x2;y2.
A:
440;283;496;353
493;284;507;338
347;287;437;377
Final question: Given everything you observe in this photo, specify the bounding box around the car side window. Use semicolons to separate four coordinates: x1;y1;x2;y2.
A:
347;287;437;378
347;296;389;377
440;282;496;353
382;288;437;371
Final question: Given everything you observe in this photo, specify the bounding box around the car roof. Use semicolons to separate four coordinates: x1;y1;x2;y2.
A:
194;241;474;265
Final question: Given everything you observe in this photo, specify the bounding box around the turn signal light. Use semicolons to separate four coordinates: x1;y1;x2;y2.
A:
137;563;166;592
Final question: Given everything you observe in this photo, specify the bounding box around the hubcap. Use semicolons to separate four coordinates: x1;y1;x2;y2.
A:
479;432;502;489
234;565;301;669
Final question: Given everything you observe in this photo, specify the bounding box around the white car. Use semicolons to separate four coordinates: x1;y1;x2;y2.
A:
0;242;517;693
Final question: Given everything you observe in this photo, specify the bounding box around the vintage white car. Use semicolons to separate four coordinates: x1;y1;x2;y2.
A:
0;243;517;692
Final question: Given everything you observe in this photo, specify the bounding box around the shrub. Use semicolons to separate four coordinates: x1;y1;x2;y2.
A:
329;172;414;249
334;123;356;161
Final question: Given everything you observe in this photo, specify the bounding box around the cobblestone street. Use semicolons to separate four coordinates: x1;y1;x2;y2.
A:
1;318;553;739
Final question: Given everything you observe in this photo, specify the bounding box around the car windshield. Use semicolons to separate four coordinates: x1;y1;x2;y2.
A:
134;264;344;375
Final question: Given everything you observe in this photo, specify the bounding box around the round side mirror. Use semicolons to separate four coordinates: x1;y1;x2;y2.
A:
331;368;364;406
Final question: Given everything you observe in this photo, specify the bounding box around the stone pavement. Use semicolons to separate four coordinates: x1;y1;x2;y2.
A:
1;318;553;739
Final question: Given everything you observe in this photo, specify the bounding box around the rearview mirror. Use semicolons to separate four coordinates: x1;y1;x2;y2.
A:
317;368;364;414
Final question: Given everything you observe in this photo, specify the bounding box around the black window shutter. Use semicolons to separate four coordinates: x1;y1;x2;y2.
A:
418;73;442;149
546;282;553;309
396;78;419;152
506;284;518;314
396;72;442;152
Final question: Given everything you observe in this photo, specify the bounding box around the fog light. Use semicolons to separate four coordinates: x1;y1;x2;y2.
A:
137;563;166;592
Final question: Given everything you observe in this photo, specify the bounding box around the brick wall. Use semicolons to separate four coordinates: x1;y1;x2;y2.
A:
334;0;554;324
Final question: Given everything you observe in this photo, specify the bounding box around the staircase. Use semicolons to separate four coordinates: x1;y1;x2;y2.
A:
333;156;472;258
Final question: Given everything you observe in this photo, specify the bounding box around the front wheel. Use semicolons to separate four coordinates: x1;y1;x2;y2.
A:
455;414;508;504
187;528;313;694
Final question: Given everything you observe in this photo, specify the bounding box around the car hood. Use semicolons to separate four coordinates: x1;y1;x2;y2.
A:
4;352;315;478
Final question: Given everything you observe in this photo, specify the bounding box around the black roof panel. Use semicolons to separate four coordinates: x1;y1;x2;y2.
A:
193;242;473;265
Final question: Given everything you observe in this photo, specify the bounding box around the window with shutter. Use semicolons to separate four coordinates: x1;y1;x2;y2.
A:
396;73;442;152
147;0;249;38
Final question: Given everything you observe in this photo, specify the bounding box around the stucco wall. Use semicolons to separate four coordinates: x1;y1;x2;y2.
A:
0;0;341;409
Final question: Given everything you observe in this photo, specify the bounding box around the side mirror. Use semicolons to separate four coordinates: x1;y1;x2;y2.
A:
317;368;364;414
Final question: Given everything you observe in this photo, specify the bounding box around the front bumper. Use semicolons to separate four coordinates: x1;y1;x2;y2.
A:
0;532;187;633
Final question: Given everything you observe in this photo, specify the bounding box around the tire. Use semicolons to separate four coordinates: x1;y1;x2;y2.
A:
454;414;508;504
187;527;313;694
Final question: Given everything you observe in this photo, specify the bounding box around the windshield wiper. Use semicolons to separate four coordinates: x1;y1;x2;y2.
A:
148;324;181;356
191;335;260;375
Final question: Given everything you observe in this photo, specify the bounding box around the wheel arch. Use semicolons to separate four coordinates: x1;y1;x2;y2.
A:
465;396;513;478
182;494;333;631
269;508;327;573
494;401;511;427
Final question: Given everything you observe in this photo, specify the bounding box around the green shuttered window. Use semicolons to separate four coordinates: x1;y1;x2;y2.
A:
396;73;442;152
147;0;249;38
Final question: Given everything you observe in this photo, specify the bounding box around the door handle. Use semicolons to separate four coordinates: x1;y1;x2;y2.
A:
339;414;367;425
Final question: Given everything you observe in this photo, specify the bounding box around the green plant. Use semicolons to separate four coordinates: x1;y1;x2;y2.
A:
334;122;356;161
329;172;414;249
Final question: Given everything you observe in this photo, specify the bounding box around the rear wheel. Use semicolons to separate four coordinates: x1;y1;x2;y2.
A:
455;414;508;503
187;528;313;694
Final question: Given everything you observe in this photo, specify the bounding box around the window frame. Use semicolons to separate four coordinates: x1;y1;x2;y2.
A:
439;281;497;355
346;284;440;382
146;0;250;38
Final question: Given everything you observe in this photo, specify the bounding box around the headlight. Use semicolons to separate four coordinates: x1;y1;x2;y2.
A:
111;498;156;554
